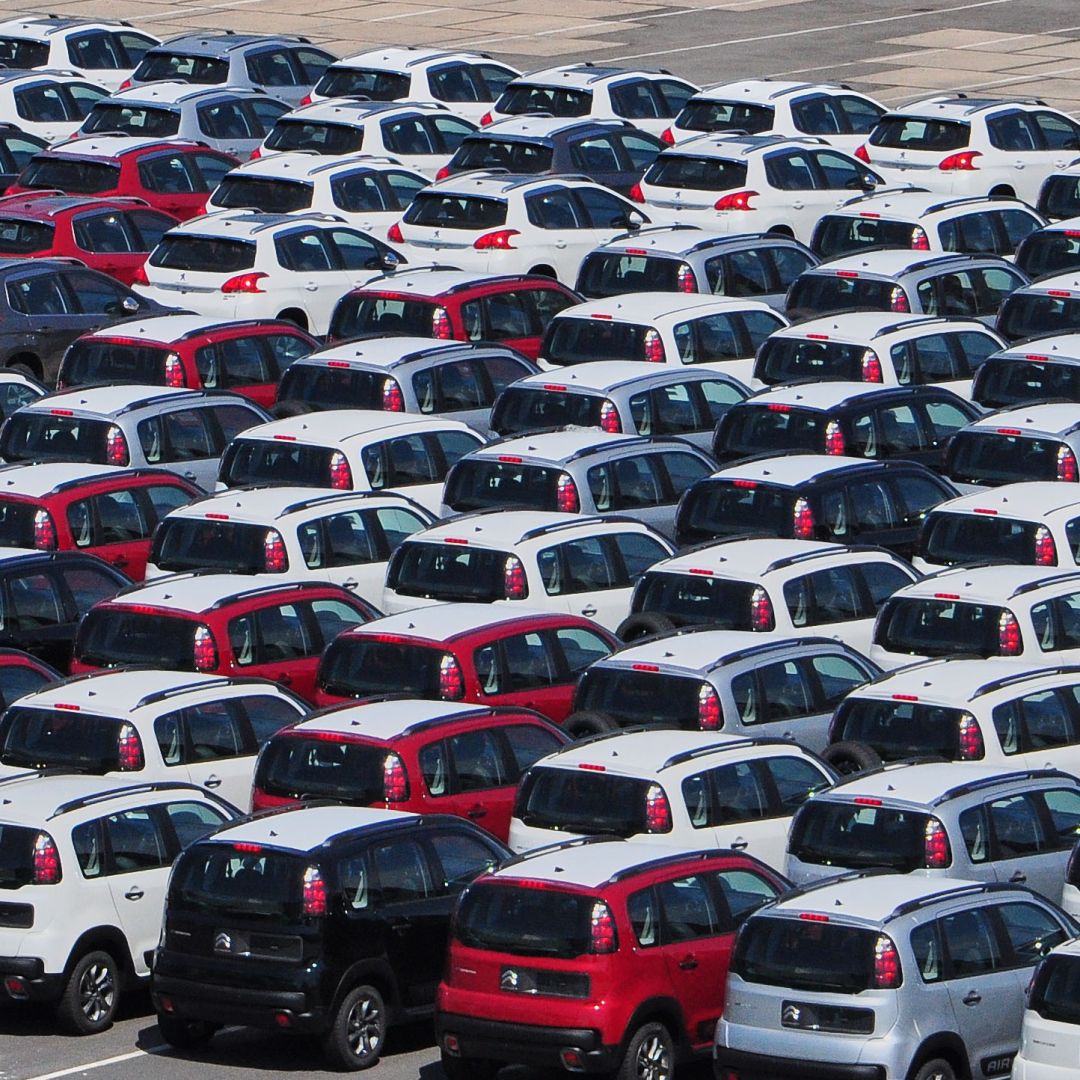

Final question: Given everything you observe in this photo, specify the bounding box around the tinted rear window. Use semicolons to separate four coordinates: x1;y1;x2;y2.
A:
0;414;113;465
946;430;1065;485
716;405;825;461
83;104;180;138
60;340;171;387
452;138;553;173
316;68;410;100
220;439;337;489
256;735;385;804
869;116;969;151
920;511;1045;567
786;274;895;320
997;293;1080;342
1015;231;1080;279
318;637;443;698
136;53;230;85
677;481;792;545
170;845;307;919
276;364;383;410
0;707;125;771
831;697;963;761
575;666;702;728
874;597;1007;658
444;460;561;513
151;519;277;574
677;100;773;135
515;767;650;837
0;218;53;254
1040;175;1080;221
631;571;757;628
973;356;1080;408
644;154;747;191
497;84;591;118
329;296;438;341
789;801;932;871
0;500;39;548
212;176;313;214
490;387;603;436
455;882;594;957
577;253;683;298
0;823;38;889
403;193;507;230
1029;954;1080;1024
544;318;651;366
149;235;255;273
264;120;364;155
814;216;924;259
387;541;510;602
75;609;197;668
18;156;120;194
755;337;870;384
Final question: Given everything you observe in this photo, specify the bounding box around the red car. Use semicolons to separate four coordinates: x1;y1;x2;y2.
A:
436;840;789;1080
0;193;178;285
0;647;59;709
0;462;199;579
314;604;618;721
70;576;379;702
58;314;319;408
251;699;570;839
327;269;581;360
7;136;238;221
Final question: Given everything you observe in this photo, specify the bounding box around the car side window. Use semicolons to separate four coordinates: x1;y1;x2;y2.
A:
922;399;973;445
63;270;130;315
570;135;622;174
609;80;663;120
540;535;618;595
989;793;1051;858
910;921;944;983
1031;110;1080;150
572;186;637;230
994;690;1080;755
589;454;664;510
1039;787;1080;850
183;699;248;761
765;756;832;812
939;212;1000;255
246;47;298;87
733;660;815;725
373;506;427;551
138;152;198;194
275;229;334;272
370;839;432;903
436;360;486;411
995;901;1069;965
628;887;660;947
302;510;374;569
675;312;739;363
73;211;136;254
328;228;387;271
857;560;914;608
430;430;482;473
481;291;534;340
5;571;64;631
162;408;215;460
764;150;816;191
612;531;669;583
59;565;121;616
490;630;558;693
428;830;501;890
616;131;663;170
93;490;148;545
551;626;612;676
526;188;584;230
630;382;698;436
791;94;844;135
383;116;437;156
502;723;563;776
385;434;439;486
807;653;871;708
240;694;304;745
973;266;1026;314
657;875;722;940
711;868;782;928
428;63;482;103
145;483;195;522
164;800;229;850
190;152;234;191
447;728;507;791
1031;591;1080;651
196;336;270;388
890;472;952;526
785;566;863;626
683;761;770;828
987;111;1040;151
71;819;105;879
941;908;1004;975
198;100;257;140
104;807;169;872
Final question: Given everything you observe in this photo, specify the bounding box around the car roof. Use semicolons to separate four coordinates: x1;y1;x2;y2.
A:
930;481;1080;520
82;313;240;344
284;99;440;125
469;428;642;462
20;385;198;416
0;773;198;825
291;699;496;741
208;805;417;853
693;79;858;103
511;63;664;90
769;311;970;343
965;402;1080;435
1013;271;1080;296
661;132;825;158
602;629;808;673
557;292;774;321
420;171;568;198
512;361;722;394
168;486;421;525
300;337;481;370
809;250;991;277
744;381;914;410
823;761;1027;805
331;46;493;71
709;453;877;487
0;16;135;38
0;69;89;87
105;572;319;614
595;225;754;257
654;537;859;578
0;194;142;220
410;509;650;548
831;190;1003;219
152;32;303;56
163;209;335;240
355;268;517;296
221;152;405;182
0;462;147;498
996;334;1080;362
477;115;624;140
104;82;267;107
890;95;1032;120
894;563;1076;603
240;409;474;445
351;603;572;641
42;135;204;161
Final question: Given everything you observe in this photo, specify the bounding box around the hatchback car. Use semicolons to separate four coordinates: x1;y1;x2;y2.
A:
995;271;1080;342
0;69;109;143
1014;938;1080;1079
1037;164;1080;220
968;334;1080;408
1010;217;1080;280
0;647;57;707
0;123;45;188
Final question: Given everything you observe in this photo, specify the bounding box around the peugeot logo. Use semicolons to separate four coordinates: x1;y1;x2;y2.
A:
500;968;519;990
782;1005;800;1024
214;932;232;953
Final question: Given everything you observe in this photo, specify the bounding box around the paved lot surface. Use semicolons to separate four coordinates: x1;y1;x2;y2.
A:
1;0;1080;1076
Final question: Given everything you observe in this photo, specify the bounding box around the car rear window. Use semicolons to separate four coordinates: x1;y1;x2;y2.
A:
789;801;933;872
0;707;127;772
497;84;591;118
170;844;308;919
576;252;684;298
997;293;1080;343
149;235;256;273
256;734;385;804
631;571;758;629
17;156;120;194
315;68;410;100
151;518;281;574
455;881;596;957
754;337;872;384
60;340;173;388
575;666;702;728
83;104;181;138
264;119;364;155
403;193;508;230
973;357;1080;408
444;460;562;513
0;218;53;255
0;414;113;465
785;273;896;321
868;116;969;151
920;511;1046;567
1015;230;1080;279
873;597;1007;658
716;405;825;461
515;766;651;838
386;541;511;602
0;823;40;889
75;609;198;669
644;153;747;191
276;364;384;410
212;176;314;214
219;439;338;489
814;215;925;259
830;696;964;761
318;636;444;699
677;100;773;135
453;138;553;173
1039;175;1080;221
0;500;40;548
677;481;793;545
544;317;652;366
329;295;439;341
490;386;603;435
946;431;1067;485
1029;954;1080;1025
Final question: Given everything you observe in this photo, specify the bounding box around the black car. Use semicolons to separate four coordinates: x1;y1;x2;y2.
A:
0;550;131;669
0;124;47;189
439;117;664;196
0;258;171;385
152;805;510;1070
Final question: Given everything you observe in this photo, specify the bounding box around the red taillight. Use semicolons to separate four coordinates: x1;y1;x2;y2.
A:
221;271;268;294
854;144;870;164
32;509;56;551
299;93;312;106
193;624;218;671
676;262;696;292
382;378;405;411
860;348;883;383
698;683;721;730
263;529;287;572
383;751;409;801
329;451;352;490
923;818;951;868
32;833;60;884
163;353;185;387
249;146;262;160
1034;525;1058;566
793;496;814;539
599;399;621;433
889;286;910;313
824;419;846;455
435;164;451;181
998;610;1022;656
873;934;902;988
131;264;149;288
431;306;452;339
556;473;579;513
480;111;493;127
103;425;129;466
939;150;981;172
643;328;664;363
750;586;774;631
473;229;519;250
302;866;327;916
910;226;930;251
589;900;618;953
660;127;675;146
118;78;132;92
714;190;757;211
117;722;143;771
628;182;645;204
503;555;527;599
1057;445;1078;482
958;713;984;760
645;783;672;833
387;222;404;244
439;653;464;700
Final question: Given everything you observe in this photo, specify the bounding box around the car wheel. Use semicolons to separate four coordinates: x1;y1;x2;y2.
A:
616;612;676;642
322;983;387;1071
57;949;120;1035
989;186;1015;199
440;1051;500;1080
564;710;617;739
912;1058;957;1080
7;359;38;379
156;1015;218;1049
820;740;882;776
618;1021;674;1080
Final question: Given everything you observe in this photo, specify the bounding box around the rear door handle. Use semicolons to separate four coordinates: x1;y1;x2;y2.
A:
678;954;698;970
467;805;488;820
305;283;319;291
1009;871;1027;883
342;578;358;590
962;991;982;1006
730;839;748;850
580;606;597;617
111;556;129;569
276;673;293;686
124;887;144;901
203;775;222;789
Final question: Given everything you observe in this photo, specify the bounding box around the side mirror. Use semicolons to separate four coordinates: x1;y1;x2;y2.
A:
121;296;140;314
380;251;403;271
860;173;880;191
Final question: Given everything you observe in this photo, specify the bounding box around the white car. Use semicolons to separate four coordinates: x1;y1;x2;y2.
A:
971;331;1080;409
308;47;518;123
0;69;110;143
134;210;405;336
381;509;674;631
858;95;1080;204
635;133;884;244
392;171;649;285
995;270;1080;343
1013;938;1080;1078
508;729;836;870
207;152;428;233
666;79;885;153
257;99;476;176
485;63;698;138
0;16;158;92
147;486;436;606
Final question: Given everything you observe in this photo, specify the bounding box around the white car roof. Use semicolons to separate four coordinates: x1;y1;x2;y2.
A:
491;838;685;890
965;402;1080;435
598;226;739;256
930;481;1080;520
0;69;92;88
833;190;1008;218
663;132;827;159
0;462;139;498
824;761;1025;806
0;16;140;40
162;209;337;240
711;453;870;486
20;384;196;416
100;82;266;107
293;699;491;741
768;311;972;344
282;99;443;125
82;313;231;344
420;171;570;198
513;361;723;394
220;152;407;182
749;381;901;410
604;629;798;673
329;47;497;72
212;804;417;852
894;563;1077;604
1015;271;1080;296
893;95;1032;120
353;603;566;641
240;410;477;446
556;292;775;322
693;79;869;103
167;485;421;525
469;428;639;462
811;249;970;276
511;63;664;91
352;269;505;296
0;774;192;827
654;537;858;579
106;572;301;613
302;337;468;370
44;135;188;159
997;333;1080;361
480;115;622;139
411;510;651;548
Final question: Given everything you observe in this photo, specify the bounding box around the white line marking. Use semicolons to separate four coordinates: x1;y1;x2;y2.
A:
22;1045;167;1080
367;6;442;20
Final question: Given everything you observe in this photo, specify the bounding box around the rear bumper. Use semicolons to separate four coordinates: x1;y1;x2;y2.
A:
0;956;62;1002
713;1047;886;1080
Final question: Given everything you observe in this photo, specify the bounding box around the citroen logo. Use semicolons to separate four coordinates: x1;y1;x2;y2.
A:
500;968;519;990
782;1004;800;1024
214;932;232;953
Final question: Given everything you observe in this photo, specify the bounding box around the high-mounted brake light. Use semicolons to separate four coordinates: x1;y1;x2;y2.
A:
645;784;672;833
193;625;218;671
439;653;464;700
302;866;327;916
383;751;409;801
698;683;721;730
32;509;56;551
117;722;143;771
32;833;60;884
263;529;287;572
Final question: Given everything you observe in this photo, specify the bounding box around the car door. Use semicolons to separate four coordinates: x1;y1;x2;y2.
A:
422;726;514;838
569;186;648;280
143;407;217;490
420;359;491;431
727;655;827;750
227;600;318;699
568;131;630;192
472;629;566;720
457;291;540;361
537;532;623;625
5;269;94;377
159;699;254;807
136;150;209;221
0;566;74;670
681;759;780;862
984;792;1065;898
627;380;710;448
587;454;670;535
67;488;152;579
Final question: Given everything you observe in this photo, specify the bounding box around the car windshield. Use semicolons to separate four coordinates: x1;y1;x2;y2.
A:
677;100;773;135
1029;955;1080;1025
677;481;792;545
452;138;553;173
403;193;507;230
544;318;652;365
575;667;702;728
256;735;386;803
515;767;651;837
716;405;825;461
497;84;591;118
318;637;444;698
973;357;1080;408
277;364;384;410
785;274;896;321
577;253;684;298
789;801;933;871
831;697;964;761
171;844;308;919
387;542;510;602
135;52;230;85
946;431;1066;485
264;120;364;155
1040;176;1080;221
732;916;881;993
315;67;410;100
60;340;172;387
0;707;127;771
997;293;1080;343
0;500;39;548
0;38;49;68
212;176;313;213
631;571;758;628
0;823;39;889
75;609;198;668
17;156;120;194
920;511;1045;567
874;597;1007;657
83;104;181;137
455;882;595;957
0;414;113;465
644;154;747;191
755;337;873;384
869;116;969;151
1015;231;1080;279
490;387;603;435
329;295;439;341
444;460;562;513
0;218;53;254
149;235;256;273
151;519;278;574
220;439;338;488
814;216;925;259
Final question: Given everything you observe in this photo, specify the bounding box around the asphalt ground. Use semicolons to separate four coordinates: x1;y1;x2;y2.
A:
2;0;1080;1075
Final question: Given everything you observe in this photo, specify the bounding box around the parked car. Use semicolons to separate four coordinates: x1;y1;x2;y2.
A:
1014;938;1080;1078
995;272;1080;342
970;334;1080;408
0;69;109;143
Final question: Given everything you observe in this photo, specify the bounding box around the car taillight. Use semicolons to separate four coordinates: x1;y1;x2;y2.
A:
1057;445;1078;482
644;328;664;363
939;150;981;171
628;182;645;204
105;425;129;466
854;144;870;163
32;833;60;884
860;349;883;382
118;77;132;92
504;555;527;599
750;586;774;630
923;818;951;868
958;713;984;760
645;783;672;833
435;164;451;181
387;222;404;243
676;262;696;292
248;146;262;159
873;934;901;988
660;127;675;145
793;496;814;539
432;306;452;339
302;866;327;916
329;451;352;489
599;399;621;432
480;111;493;127
383;751;409;801
117;722;143;771
889;286;910;313
998;610;1022;655
382;378;405;411
439;653;464;700
263;529;287;572
556;473;579;512
163;352;185;387
714;190;757;211
474;229;519;250
1034;525;1058;565
193;624;218;671
32;509;56;551
910;226;930;251
131;264;148;285
589;900;618;953
299;93;312;106
221;271;268;294
824;420;846;455
698;683;721;730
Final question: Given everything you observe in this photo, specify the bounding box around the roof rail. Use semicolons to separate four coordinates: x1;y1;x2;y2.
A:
659;736;796;771
606;847;744;884
49;780;214;820
973;664;1080;699
496;833;622;871
932;768;1071;806
135;674;282;710
773;866;897;906
889;879;1022;920
1010;569;1080;598
764;543;904;575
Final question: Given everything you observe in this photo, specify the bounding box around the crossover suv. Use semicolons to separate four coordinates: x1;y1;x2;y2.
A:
1037;164;1080;220
509;729;835;868
152;805;510;1068
0;774;239;1033
252;698;569;839
0;123;45;189
971;334;1080;409
1009;217;1080;279
0;370;47;417
436;837;788;1080
1014;938;1080;1078
995;272;1080;342
0;70;109;143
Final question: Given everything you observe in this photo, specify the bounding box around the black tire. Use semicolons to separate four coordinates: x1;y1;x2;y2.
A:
911;1059;957;1080
322;983;388;1071
271;399;313;419
7;359;38;379
564;710;617;739
617;1021;674;1080
821;740;882;776
989;186;1015;199
56;949;120;1035
528;265;557;279
440;1052;500;1080
156;1014;218;1049
616;612;676;642
277;309;309;331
